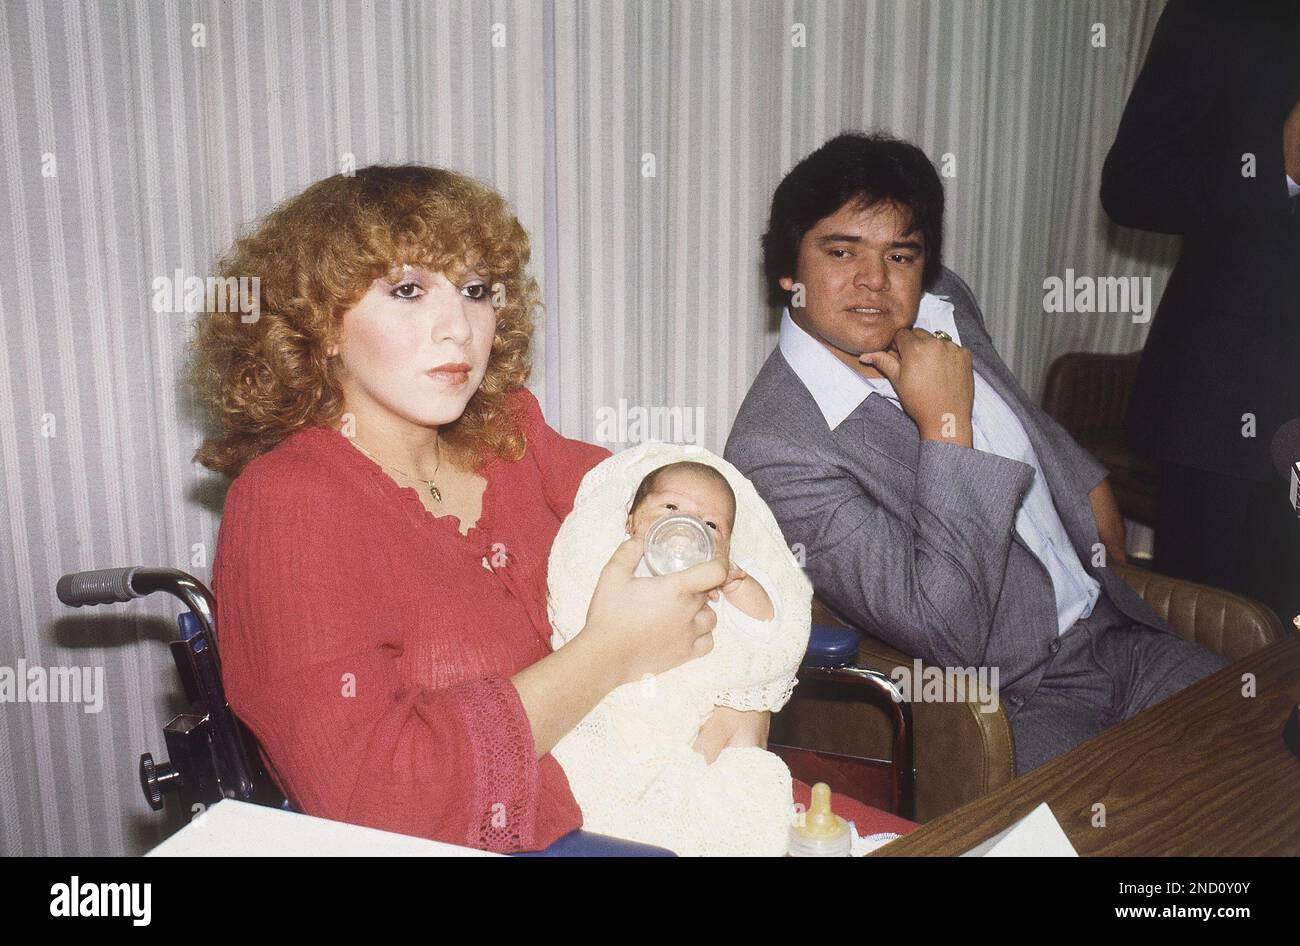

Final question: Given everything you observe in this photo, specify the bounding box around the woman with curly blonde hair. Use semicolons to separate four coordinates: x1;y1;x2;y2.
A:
194;165;728;853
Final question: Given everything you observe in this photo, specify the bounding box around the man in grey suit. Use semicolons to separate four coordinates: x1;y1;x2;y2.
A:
724;133;1230;775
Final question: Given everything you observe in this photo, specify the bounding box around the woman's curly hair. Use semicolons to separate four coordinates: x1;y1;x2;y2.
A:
189;164;538;477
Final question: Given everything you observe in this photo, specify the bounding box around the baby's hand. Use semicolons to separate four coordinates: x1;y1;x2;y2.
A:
692;706;772;762
721;566;775;622
706;562;747;601
720;563;748;596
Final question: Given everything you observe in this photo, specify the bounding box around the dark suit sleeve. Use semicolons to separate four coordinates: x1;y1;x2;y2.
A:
1100;0;1293;234
730;432;1033;670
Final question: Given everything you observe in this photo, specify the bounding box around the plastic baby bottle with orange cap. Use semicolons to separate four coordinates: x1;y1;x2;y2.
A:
788;782;852;857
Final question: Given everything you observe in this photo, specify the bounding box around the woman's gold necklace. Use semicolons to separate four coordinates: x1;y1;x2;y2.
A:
350;438;442;503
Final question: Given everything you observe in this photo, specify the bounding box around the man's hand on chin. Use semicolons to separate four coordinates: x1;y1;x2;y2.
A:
860;327;975;448
1088;478;1128;566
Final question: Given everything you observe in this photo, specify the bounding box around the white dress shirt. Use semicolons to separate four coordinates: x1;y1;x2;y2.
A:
778;294;1101;636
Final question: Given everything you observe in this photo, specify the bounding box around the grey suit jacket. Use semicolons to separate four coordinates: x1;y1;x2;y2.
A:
723;268;1177;707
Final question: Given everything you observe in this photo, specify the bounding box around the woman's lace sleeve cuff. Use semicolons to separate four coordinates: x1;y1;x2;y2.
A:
449;675;540;852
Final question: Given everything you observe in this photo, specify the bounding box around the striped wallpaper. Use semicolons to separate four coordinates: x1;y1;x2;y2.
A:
0;0;1176;855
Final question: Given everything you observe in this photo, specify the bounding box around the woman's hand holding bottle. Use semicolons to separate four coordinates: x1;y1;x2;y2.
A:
582;535;726;688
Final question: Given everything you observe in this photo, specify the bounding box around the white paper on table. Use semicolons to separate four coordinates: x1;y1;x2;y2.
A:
145;798;498;857
959;802;1078;857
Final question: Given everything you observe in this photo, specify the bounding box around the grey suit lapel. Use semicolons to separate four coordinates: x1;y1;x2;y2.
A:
952;308;1098;563
834;392;919;471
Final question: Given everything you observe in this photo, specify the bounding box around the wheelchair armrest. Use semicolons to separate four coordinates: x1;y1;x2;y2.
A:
515;829;676;857
787;623;916;820
797;606;1016;821
804;622;861;668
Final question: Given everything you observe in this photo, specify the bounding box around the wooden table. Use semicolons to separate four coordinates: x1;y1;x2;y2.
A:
873;636;1300;856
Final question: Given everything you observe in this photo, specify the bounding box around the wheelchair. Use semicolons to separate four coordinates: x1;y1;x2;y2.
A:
56;566;913;856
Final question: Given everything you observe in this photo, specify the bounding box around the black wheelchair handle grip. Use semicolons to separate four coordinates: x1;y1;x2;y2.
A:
57;567;141;606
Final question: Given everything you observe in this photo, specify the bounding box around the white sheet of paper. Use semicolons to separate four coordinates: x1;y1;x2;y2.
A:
959;802;1078;857
146;798;498;857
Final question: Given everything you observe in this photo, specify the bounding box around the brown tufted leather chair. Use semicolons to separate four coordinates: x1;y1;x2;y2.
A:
1040;351;1158;525
770;564;1288;822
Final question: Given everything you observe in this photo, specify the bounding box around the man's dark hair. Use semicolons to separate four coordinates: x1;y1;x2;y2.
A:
762;131;944;307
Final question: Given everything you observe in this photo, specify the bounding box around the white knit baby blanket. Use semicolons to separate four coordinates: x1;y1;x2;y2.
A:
547;441;812;856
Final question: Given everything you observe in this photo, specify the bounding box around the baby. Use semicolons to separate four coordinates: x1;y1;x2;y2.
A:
627;459;774;636
547;448;811;856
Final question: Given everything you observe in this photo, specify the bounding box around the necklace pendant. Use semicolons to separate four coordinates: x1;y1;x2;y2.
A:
429;484;442;503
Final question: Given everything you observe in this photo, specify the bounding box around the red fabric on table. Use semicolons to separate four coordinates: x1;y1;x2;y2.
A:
792;778;920;837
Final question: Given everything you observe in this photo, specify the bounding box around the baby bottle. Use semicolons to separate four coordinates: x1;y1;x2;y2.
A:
788;782;853;857
644;513;714;575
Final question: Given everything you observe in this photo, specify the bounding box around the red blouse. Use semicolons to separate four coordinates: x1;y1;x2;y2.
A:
213;386;612;853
